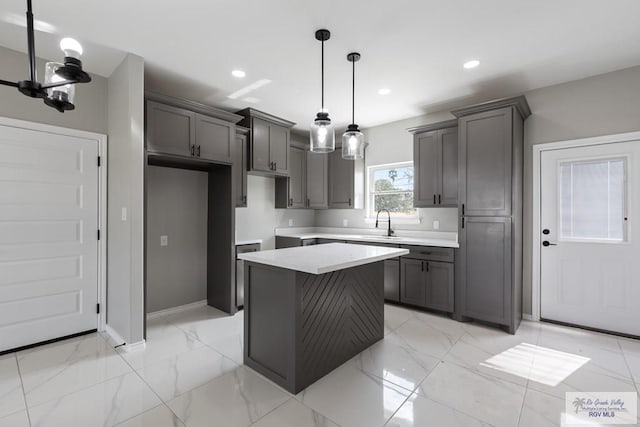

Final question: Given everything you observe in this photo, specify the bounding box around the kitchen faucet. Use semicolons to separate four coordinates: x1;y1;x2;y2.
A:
375;209;395;237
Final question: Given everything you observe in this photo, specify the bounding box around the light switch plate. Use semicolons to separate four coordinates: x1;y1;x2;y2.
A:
433;220;440;230
343;219;348;227
288;219;294;226
121;207;127;221
160;235;168;246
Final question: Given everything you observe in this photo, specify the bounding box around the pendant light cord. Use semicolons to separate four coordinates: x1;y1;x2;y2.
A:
26;0;37;82
351;58;355;124
321;39;324;111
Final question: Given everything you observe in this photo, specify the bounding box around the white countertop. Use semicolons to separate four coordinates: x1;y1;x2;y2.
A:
275;228;459;248
237;243;409;274
236;239;263;246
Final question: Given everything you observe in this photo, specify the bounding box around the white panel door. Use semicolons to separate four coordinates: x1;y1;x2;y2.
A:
0;123;99;352
540;140;640;335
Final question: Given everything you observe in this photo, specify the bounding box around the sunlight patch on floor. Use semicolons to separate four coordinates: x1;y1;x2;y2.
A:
480;343;590;386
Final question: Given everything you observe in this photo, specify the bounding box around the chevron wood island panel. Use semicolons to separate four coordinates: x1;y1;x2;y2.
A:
243;261;384;393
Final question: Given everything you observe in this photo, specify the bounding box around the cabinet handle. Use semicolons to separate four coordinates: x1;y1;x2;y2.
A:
242;196;247;203
190;145;195;156
274;162;277;171
348;197;352;206
307;198;310;208
197;145;201;157
289;198;293;207
462;203;465;215
462;217;465;229
433;194;436;204
421;261;424;272
425;261;429;272
438;194;441;204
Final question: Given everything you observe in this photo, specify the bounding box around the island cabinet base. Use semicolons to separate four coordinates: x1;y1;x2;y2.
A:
243;261;384;393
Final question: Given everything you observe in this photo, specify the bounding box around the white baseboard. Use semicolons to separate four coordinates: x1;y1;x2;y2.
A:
121;340;146;353
147;300;208;320
104;325;146;353
104;324;126;346
523;314;534;321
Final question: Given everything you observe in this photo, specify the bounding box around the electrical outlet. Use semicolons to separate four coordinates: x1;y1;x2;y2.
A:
160;235;168;246
433;220;440;230
288;219;294;226
121;207;127;221
343;219;348;227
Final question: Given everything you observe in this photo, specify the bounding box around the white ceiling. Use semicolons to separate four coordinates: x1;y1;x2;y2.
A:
1;0;640;130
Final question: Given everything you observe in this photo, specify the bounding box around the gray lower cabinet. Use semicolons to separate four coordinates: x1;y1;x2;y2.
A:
236;243;260;308
234;128;248;207
146;100;194;157
275;146;306;208
400;257;454;312
306;151;328;209
400;258;426;306
409;121;458;207
384;259;400;302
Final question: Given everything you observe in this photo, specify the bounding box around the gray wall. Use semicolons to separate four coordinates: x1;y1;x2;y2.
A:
107;54;145;343
146;166;208;312
314;111;458;232
235;175;315;250
0;46;108;134
522;65;640;316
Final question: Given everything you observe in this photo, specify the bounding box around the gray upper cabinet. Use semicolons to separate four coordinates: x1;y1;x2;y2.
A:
458;108;513;216
306;151;328;209
275;146;306;209
409;120;458;207
237;108;295;176
196;114;235;164
328;149;364;209
146;100;195;157
235;127;249;207
145;93;242;164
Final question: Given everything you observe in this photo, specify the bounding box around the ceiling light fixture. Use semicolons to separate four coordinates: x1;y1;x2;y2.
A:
0;0;91;112
310;29;335;153
342;52;364;160
232;69;246;78
378;88;391;95
463;60;480;69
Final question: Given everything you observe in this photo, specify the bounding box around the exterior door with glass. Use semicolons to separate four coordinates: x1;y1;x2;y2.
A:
540;140;640;336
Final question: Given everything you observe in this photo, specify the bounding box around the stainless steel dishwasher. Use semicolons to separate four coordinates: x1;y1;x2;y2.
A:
236;243;260;308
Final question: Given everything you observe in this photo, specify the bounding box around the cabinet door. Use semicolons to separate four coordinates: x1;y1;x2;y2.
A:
234;134;248;207
425;261;454;312
384;258;400;302
146;101;194;157
195;114;234;163
328;150;354;208
400;258;426;307
270;124;290;176
288;147;306;208
439;127;458;206
459;108;513;216
413;131;439;207
459;217;511;325
306;151;328;209
251;118;271;172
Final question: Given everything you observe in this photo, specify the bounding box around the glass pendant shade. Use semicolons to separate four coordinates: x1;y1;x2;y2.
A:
43;62;75;112
342;124;365;159
310;111;335;153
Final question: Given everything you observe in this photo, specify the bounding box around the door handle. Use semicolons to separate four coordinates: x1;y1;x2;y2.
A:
542;241;557;247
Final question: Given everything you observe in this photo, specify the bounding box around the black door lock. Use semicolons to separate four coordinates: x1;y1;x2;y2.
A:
542;241;557;247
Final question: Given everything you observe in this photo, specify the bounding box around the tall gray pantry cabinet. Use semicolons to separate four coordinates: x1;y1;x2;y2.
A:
452;96;530;334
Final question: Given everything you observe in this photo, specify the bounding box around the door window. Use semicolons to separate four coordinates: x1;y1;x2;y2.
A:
559;157;627;242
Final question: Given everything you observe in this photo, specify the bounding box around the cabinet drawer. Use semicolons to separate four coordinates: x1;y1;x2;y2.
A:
236;243;260;255
301;239;316;246
316;238;346;244
347;240;400;249
400;245;454;262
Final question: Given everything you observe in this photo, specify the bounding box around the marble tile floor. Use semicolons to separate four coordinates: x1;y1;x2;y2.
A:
0;303;638;427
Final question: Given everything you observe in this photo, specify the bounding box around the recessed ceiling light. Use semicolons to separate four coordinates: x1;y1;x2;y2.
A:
378;88;391;95
463;60;480;69
232;69;246;78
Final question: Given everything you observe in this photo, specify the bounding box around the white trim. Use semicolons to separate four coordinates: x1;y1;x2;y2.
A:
119;340;146;353
531;130;640;322
146;300;208;320
0;117;109;332
105;324;126;346
366;160;418;219
522;314;534;321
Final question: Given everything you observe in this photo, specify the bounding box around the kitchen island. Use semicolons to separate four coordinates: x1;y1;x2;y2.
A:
238;243;409;393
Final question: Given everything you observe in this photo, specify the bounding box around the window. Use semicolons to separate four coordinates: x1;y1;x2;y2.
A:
367;162;416;218
559;157;627;242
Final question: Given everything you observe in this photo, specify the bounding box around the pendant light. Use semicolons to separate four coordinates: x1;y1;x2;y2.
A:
310;29;335;153
0;0;91;113
342;52;365;160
